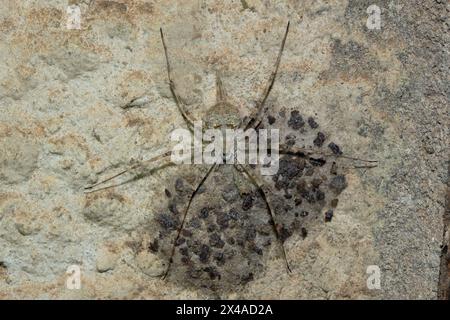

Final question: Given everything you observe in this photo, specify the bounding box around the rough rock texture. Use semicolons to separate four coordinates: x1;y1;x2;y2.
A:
0;0;448;299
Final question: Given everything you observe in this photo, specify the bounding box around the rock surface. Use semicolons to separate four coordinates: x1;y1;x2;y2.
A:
0;0;448;299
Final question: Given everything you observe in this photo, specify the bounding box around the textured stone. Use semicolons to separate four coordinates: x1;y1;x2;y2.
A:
0;0;447;299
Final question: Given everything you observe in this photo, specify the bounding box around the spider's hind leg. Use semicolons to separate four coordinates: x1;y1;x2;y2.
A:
234;163;292;273
161;163;218;279
84;149;174;193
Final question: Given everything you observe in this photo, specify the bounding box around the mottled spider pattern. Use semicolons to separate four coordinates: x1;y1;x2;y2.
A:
84;22;376;293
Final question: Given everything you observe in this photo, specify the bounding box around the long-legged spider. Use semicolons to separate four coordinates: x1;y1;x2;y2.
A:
85;21;377;283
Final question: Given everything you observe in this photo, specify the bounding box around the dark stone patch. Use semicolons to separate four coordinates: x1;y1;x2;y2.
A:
245;226;256;241
175;178;184;193
279;157;304;179
300;190;316;204
313;132;326;147
198;244;210;263
188;217;201;229
299;210;309;217
309;157;326;166
311;178;323;188
316;189;325;201
216;212;230;229
179;247;189;256
288;110;305;130
168;202;179;215
175;237;185;246
204;266;221;280
228;208;240;220
279;225;292;243
199;207;209;219
301;227;308;239
328;142;343;155
307;116;319;129
285;134;296;147
181;229;192;237
331;198;339;208
226;237;235;245
329;175;348;194
164;188;172;198
214;252;225;265
242;194;254;211
209;233;225;248
207;224;217;233
156;213;179;231
325;209;334;222
268;115;276;124
241;272;254;284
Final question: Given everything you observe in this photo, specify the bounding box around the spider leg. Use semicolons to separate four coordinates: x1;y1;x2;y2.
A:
216;70;227;102
279;144;378;167
240;21;290;131
84;149;174;193
234;163;292;273
160;28;197;131
161;163;218;280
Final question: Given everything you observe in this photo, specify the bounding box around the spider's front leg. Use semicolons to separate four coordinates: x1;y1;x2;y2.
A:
234;163;292;274
84;148;174;193
240;21;290;131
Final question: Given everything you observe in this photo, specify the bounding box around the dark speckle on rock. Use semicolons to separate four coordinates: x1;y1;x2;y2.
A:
307;116;319;129
279;157;304;179
209;233;225;248
329;175;348;194
228;208;239;220
325;209;334;222
199;207;209;219
198;244;210;263
288;110;305;130
268;115;276;124
285;134;296;147
156;213;178;231
168;202;179;214
301;227;308;239
188;217;201;229
279;225;292;242
313;132;326;147
328;142;343;155
242;194;254;211
175;178;184;193
181;229;192;237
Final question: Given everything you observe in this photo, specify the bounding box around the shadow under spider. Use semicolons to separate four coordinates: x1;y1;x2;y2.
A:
84;21;377;292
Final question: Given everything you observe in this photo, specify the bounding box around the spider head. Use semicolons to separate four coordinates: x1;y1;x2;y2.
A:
204;101;241;130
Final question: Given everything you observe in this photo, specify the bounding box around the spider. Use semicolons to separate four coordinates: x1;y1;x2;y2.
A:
84;21;377;284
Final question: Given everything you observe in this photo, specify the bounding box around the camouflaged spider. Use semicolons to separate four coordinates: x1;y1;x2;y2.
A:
84;21;377;280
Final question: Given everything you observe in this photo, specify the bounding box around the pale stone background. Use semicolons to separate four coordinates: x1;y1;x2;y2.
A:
0;0;448;299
